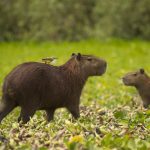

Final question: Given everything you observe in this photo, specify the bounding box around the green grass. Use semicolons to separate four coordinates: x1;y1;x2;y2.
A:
0;39;150;149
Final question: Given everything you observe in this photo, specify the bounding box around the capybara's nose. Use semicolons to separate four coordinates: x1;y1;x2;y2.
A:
122;77;125;80
104;61;107;68
103;60;107;69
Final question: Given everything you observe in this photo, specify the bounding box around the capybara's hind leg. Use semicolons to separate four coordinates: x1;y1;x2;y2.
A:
0;100;16;123
19;107;36;123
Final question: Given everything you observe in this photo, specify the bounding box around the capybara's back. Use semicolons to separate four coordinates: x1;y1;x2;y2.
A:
0;53;107;123
3;62;66;108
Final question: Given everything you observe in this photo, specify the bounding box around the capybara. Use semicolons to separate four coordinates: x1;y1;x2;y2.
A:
0;53;107;123
122;68;150;108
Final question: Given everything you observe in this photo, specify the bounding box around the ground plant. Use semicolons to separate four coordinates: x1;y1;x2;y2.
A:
0;39;150;149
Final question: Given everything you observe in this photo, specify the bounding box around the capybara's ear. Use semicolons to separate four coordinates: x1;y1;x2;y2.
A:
76;53;81;61
71;53;76;57
140;68;145;74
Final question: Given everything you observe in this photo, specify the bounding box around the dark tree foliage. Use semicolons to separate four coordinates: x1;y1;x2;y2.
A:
0;0;150;41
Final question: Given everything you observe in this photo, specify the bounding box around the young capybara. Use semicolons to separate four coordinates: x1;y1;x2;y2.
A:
0;53;107;123
122;68;150;108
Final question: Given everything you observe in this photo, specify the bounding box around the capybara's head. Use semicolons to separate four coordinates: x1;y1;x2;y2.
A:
71;53;107;76
122;69;147;87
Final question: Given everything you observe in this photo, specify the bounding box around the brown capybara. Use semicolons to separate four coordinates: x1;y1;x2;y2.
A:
122;68;150;108
0;53;107;123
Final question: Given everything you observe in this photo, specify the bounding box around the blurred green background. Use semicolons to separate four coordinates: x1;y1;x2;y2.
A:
0;1;150;149
0;0;150;41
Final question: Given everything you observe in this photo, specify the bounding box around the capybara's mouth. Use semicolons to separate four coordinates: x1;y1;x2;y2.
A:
98;66;107;76
102;67;107;75
122;78;130;85
101;62;107;75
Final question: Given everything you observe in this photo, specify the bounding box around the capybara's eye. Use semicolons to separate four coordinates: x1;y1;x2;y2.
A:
133;73;137;76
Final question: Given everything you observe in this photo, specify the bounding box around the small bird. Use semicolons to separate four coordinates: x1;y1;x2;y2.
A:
42;57;57;65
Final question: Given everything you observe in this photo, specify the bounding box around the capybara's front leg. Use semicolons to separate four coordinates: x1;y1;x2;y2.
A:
46;109;55;122
67;105;80;119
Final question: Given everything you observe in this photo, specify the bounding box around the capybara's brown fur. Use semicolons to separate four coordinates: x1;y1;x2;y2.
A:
123;69;150;108
0;53;107;123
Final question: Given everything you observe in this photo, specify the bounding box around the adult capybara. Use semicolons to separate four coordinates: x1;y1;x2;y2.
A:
0;53;107;123
122;68;150;108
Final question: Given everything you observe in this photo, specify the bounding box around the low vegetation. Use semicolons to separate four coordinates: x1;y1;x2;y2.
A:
0;39;150;149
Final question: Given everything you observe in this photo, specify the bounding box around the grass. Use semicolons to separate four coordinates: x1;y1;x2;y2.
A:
0;39;150;149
